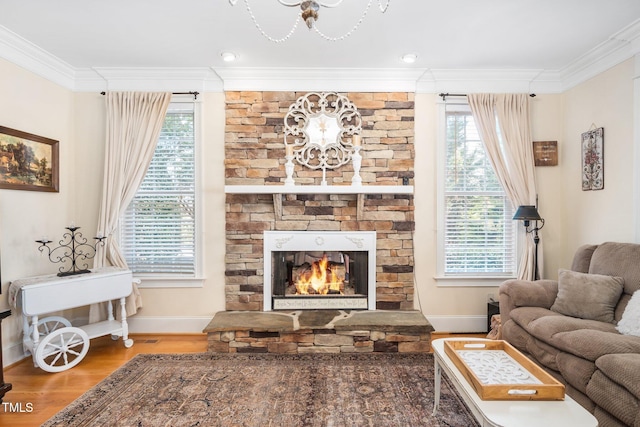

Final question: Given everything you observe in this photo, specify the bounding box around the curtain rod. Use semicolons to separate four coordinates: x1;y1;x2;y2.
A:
100;91;200;100
438;92;536;101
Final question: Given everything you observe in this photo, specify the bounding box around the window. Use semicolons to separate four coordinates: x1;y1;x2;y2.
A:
437;102;516;282
120;101;200;283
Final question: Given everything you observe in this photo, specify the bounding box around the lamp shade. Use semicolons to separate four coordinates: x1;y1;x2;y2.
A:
513;205;542;221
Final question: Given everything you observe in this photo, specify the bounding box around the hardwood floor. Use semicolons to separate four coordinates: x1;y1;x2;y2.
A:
1;333;208;426
1;331;486;426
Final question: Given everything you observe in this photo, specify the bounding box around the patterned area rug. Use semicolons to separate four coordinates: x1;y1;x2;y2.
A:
43;353;479;427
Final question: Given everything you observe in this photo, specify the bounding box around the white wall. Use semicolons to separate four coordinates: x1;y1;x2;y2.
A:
0;58;76;364
561;59;636;253
531;94;565;279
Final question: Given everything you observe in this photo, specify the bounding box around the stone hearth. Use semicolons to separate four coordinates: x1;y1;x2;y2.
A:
204;310;433;354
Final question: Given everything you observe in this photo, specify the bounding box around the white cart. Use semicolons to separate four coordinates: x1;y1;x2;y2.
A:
9;267;134;373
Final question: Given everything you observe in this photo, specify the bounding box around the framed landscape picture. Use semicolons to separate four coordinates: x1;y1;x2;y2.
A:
0;126;59;192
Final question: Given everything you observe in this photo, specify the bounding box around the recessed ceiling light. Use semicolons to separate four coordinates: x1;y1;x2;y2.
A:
221;51;237;62
401;53;417;64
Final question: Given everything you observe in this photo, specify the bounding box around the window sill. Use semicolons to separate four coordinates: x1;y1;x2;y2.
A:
135;276;205;289
434;275;515;287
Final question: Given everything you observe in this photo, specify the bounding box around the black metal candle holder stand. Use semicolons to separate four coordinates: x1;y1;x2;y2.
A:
35;226;106;277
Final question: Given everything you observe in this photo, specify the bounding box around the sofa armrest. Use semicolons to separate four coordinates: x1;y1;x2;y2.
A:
499;279;558;325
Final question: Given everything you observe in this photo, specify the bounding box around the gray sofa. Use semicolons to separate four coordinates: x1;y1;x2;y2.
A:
500;242;640;427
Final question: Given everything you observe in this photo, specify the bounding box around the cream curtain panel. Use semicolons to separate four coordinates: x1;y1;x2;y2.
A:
467;93;539;281
91;92;172;322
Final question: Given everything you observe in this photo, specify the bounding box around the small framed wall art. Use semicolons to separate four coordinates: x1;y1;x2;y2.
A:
581;127;604;191
0;126;59;192
533;141;558;166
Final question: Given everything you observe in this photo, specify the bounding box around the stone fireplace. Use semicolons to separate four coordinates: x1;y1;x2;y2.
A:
205;92;433;353
264;231;377;311
206;91;433;354
223;91;416;312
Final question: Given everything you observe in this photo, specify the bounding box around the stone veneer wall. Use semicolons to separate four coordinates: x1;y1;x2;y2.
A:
225;92;415;311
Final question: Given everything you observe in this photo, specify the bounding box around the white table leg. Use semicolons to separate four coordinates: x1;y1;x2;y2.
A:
433;355;442;415
30;315;39;346
119;297;128;340
107;300;114;321
29;315;40;367
119;297;134;348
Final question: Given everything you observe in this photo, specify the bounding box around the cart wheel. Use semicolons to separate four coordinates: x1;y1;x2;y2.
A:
28;316;72;339
111;334;120;341
34;327;90;373
124;338;134;348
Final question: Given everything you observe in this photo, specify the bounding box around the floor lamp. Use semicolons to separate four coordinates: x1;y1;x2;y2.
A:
513;205;545;280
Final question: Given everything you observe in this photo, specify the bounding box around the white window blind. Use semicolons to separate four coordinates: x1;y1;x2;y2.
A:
121;103;196;275
443;104;516;276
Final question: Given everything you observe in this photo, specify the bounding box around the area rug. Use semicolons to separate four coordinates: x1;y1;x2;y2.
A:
43;352;479;427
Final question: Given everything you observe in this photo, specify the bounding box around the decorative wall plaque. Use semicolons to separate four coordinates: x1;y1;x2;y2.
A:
581;127;604;191
283;92;363;185
533;141;558;166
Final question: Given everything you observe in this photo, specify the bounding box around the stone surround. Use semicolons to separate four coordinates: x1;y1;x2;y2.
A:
224;91;415;311
205;310;433;354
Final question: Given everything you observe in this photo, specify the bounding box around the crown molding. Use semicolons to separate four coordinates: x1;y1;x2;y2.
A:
0;25;76;89
91;67;223;92
2;19;640;94
416;69;556;94
212;67;427;92
559;18;640;91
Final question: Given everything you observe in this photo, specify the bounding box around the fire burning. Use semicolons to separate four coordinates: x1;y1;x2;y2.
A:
294;254;344;295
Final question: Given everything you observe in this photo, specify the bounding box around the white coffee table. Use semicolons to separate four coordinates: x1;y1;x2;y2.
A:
431;338;598;427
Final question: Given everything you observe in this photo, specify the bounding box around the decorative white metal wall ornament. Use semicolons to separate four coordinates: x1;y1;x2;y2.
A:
283;92;363;186
227;0;390;42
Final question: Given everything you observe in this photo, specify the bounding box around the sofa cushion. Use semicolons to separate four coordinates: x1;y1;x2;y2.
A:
571;244;598;273
550;329;640;362
525;335;562;371
617;290;640;337
550;269;623;323
593;407;631;427
510;306;617;340
596;353;640;398
509;308;637;361
589;242;640;296
587;370;640;427
556;352;597;395
509;306;563;327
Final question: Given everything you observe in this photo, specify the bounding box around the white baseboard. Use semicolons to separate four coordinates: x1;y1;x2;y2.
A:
4;341;29;368
425;315;488;333
127;316;212;334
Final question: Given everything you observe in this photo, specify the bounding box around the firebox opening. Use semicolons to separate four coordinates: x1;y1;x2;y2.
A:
272;250;369;301
263;231;377;311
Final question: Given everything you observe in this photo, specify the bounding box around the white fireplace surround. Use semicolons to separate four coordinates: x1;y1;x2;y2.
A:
263;231;377;311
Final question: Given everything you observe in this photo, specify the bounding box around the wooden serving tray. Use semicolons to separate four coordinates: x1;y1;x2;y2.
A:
444;340;565;401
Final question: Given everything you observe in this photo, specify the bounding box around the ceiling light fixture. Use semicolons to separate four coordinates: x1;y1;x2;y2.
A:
401;53;417;64
228;0;390;42
220;51;238;62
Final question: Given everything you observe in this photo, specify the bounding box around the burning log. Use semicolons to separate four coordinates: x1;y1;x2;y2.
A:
291;254;345;295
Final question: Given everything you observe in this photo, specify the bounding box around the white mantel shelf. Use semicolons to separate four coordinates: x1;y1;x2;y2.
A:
224;185;414;195
225;185;413;220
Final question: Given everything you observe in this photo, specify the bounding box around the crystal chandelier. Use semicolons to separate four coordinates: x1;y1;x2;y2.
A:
228;0;390;42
